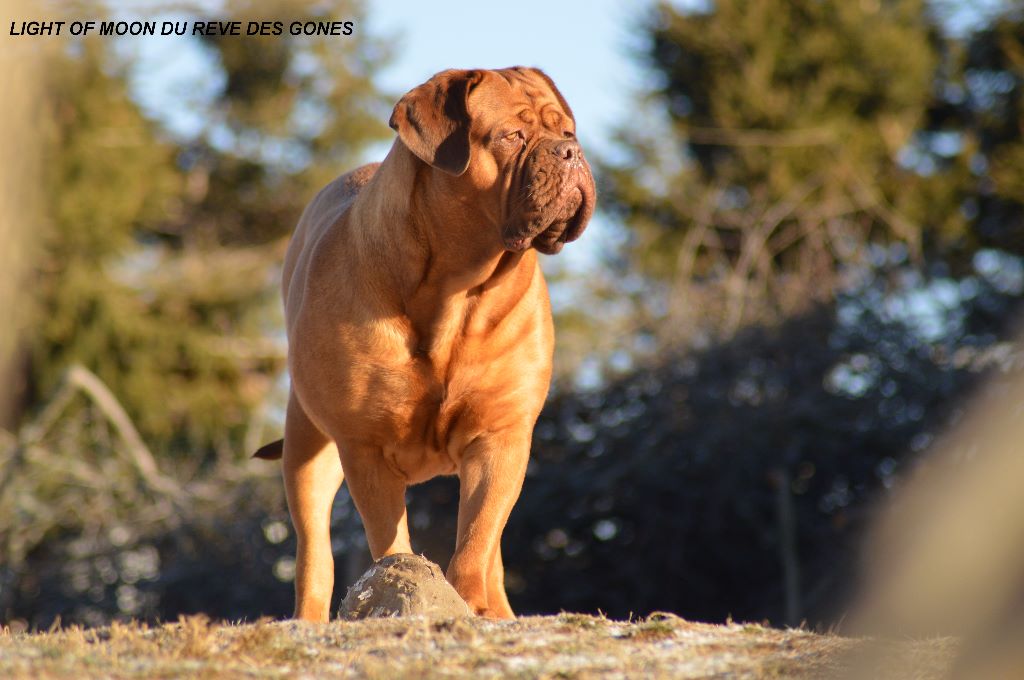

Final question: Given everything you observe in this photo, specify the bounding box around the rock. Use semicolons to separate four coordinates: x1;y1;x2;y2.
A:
338;553;471;620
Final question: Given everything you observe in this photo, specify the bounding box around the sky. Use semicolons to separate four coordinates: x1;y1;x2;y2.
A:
119;0;1008;151
120;0;663;274
122;0;656;157
117;0;1005;280
363;0;662;272
365;0;653;160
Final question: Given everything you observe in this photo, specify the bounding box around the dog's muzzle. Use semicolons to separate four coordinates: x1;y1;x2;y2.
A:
503;138;596;255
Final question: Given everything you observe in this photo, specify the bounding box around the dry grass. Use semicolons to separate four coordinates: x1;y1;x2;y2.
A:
0;613;956;679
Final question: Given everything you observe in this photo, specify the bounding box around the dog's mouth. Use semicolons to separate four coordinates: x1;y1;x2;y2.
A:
503;171;596;255
522;190;588;255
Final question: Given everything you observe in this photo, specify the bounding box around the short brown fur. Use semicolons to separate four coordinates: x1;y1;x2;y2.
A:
259;67;595;620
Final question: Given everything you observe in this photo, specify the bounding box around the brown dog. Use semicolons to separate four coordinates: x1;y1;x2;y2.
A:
254;67;596;621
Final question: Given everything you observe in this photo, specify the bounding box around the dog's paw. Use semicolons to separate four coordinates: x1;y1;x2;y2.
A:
472;604;516;620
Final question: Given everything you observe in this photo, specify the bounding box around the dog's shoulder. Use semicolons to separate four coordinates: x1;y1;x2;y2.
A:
283;163;382;304
288;163;381;257
309;162;382;227
340;162;382;197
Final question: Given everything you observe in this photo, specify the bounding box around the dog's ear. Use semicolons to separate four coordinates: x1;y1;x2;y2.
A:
389;69;484;176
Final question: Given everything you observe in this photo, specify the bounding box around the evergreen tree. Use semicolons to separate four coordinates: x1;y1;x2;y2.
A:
956;1;1024;254
603;0;943;333
27;0;389;458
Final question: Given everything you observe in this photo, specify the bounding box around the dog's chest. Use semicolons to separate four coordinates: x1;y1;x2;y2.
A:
362;345;492;483
350;314;541;482
290;256;552;482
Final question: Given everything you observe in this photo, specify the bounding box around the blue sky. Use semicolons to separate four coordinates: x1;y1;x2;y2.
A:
119;0;1007;160
120;0;660;273
365;0;653;160
118;0;1004;278
363;0;660;271
123;0;655;159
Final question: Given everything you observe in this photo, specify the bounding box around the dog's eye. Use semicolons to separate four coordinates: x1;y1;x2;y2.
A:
563;130;576;139
503;130;523;144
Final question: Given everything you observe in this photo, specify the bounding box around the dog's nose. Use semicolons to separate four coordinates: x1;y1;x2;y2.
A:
551;139;582;162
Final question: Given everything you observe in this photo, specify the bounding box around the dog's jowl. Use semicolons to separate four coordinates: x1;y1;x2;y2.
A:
254;67;596;621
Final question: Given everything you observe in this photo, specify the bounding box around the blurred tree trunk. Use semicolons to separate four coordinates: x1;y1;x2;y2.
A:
0;0;45;428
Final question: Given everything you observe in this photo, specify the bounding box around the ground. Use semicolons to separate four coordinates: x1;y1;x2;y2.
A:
0;613;955;679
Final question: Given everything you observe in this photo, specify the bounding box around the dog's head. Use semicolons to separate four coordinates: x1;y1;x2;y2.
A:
389;67;596;255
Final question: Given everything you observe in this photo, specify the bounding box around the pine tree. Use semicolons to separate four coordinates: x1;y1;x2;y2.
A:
27;0;390;458
603;0;942;334
959;2;1024;254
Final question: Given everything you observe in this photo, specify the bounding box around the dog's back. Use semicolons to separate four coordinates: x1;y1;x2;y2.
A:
282;163;381;306
252;162;380;462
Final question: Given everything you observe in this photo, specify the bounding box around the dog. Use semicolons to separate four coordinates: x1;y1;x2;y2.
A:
254;66;596;621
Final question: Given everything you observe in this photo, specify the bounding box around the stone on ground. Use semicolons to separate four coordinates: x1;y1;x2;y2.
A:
338;553;471;620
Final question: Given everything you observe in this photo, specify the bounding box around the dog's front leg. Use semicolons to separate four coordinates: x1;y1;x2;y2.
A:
282;394;343;622
486;544;514;619
448;433;530;618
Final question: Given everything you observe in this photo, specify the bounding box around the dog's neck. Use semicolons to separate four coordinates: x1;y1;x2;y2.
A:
356;141;530;298
350;142;535;358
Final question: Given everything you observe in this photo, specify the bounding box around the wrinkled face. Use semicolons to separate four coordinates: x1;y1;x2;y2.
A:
389;67;596;255
468;69;596;255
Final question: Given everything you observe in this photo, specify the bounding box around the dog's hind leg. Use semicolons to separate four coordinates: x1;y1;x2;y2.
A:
282;391;343;622
336;443;412;560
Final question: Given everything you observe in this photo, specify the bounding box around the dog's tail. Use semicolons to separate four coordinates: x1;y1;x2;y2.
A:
252;438;284;460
